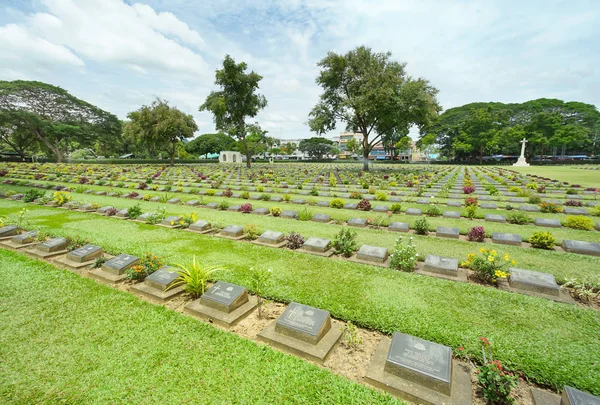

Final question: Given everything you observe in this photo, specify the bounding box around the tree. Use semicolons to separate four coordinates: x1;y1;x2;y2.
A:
345;137;363;156
234;123;268;158
308;46;440;170
280;142;297;155
0;80;121;162
299;137;334;159
0;118;39;159
200;55;267;168
186;133;235;158
127;99;197;165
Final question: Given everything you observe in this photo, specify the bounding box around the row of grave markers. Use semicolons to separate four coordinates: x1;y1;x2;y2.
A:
0;229;596;405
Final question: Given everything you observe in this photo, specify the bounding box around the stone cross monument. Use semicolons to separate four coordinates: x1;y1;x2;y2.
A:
513;138;530;167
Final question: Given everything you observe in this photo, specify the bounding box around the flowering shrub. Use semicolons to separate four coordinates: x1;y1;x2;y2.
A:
357;199;371;211
477;337;519;405
462;186;475;194
462;248;515;283
389;236;418;272
52;191;71;206
105;207;118;216
564;200;583;207
468;226;486;242
285;232;305;250
538;202;563;213
181;212;198;228
78;176;89;184
464;196;478;207
137;182;148;190
240;203;253;214
223;188;233;198
125;252;164;281
269;206;282;217
529;231;556;249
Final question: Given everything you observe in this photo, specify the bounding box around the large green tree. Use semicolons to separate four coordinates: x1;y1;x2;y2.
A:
186;133;235;158
308;46;440;170
428;99;600;159
200;55;267;168
299;137;334;159
127;99;197;165
0;80;121;162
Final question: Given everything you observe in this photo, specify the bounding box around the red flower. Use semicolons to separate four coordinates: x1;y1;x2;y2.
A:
479;337;490;346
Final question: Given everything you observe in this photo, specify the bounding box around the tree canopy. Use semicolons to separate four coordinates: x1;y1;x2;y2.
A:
200;55;267;167
308;46;440;170
299;137;335;159
126;98;197;165
426;98;600;160
0;80;121;162
185;133;235;157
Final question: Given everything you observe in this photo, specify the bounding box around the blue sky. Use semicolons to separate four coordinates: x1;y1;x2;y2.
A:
1;0;598;140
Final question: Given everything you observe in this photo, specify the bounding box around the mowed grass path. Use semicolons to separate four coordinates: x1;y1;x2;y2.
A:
0;249;398;405
501;165;600;188
1;201;599;395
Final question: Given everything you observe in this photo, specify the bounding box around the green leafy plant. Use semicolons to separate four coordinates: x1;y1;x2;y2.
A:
269;206;282;217
343;321;363;349
297;207;313;221
389;236;418;272
167;256;221;298
243;224;260;240
390;203;402;214
506;211;532;225
332;228;358;257
465;204;478;220
158;193;173;203
23;188;46;203
285;232;305;250
127;203;143;219
562;278;600;303
529;231;556;250
217;201;230;210
425;204;442;217
329;198;345;209
245;266;272;318
374;191;389;201
93;255;108;269
477;337;519;405
564;215;594;230
145;207;166;225
413;217;429;235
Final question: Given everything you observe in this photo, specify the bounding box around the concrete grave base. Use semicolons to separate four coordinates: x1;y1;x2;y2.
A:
155;224;182;229
0;240;37;250
130;282;184;303
530;388;560;405
252;239;287;248
347;254;390;268
365;338;472;405
26;247;69;259
296;247;335;257
88;268;128;284
53;254;107;270
184;296;258;328
415;263;469;283
183;227;212;235
496;279;576;304
215;232;246;241
257;319;343;364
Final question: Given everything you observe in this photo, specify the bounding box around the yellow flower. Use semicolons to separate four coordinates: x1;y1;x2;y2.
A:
511;260;516;265
495;270;508;279
170;221;174;225
479;247;487;254
504;253;510;261
488;256;495;262
491;250;497;256
467;253;476;260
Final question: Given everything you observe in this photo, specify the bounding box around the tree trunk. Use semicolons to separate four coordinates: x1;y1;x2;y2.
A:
362;134;370;171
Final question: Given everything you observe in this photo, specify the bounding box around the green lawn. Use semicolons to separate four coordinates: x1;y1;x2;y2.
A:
0;248;398;405
501;165;600;188
1;200;599;395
